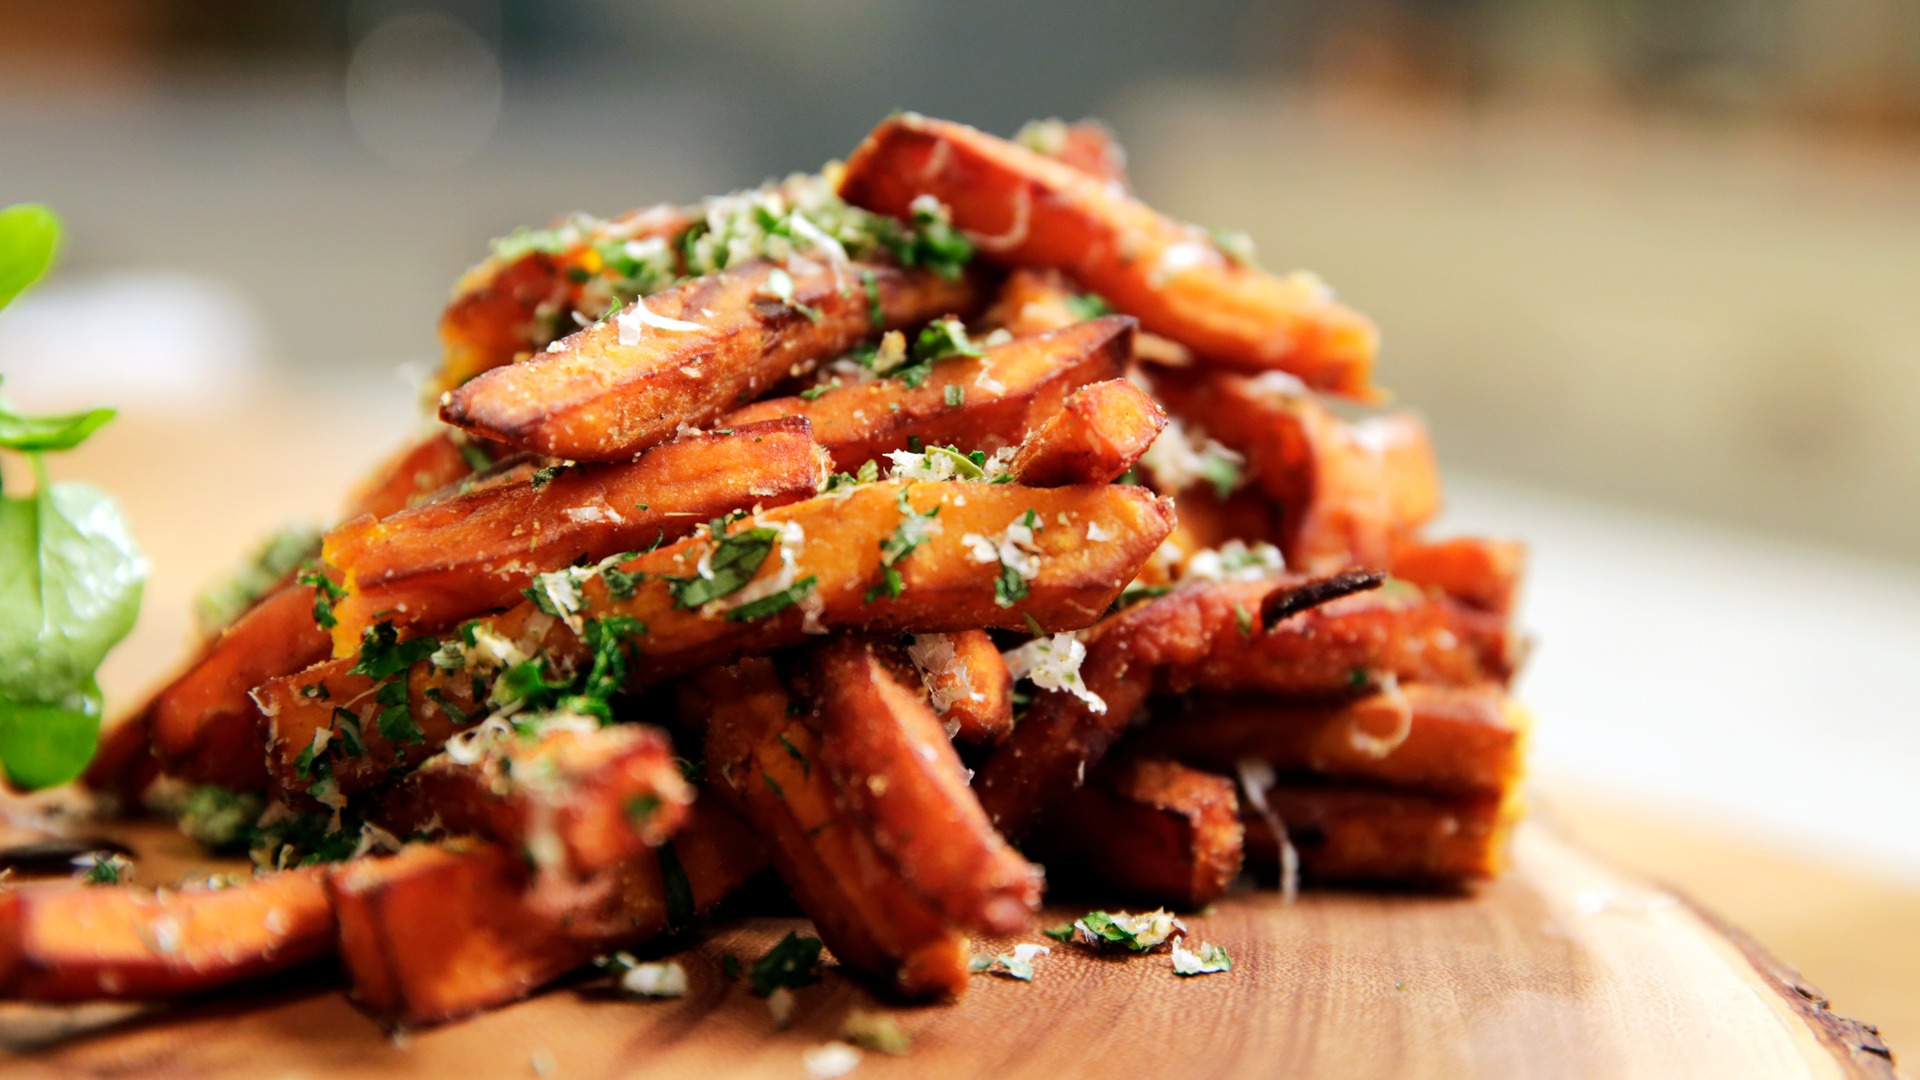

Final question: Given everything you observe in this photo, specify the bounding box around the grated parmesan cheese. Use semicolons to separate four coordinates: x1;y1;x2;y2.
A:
1138;418;1244;495
802;1041;863;1078
1001;632;1104;713
615;295;707;346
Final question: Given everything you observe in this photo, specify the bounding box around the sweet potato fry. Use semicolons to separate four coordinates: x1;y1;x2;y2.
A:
345;430;501;521
839;114;1380;398
1031;755;1243;909
1241;783;1521;884
147;580;331;790
441;259;984;462
724;316;1132;470
694;661;970;997
258;480;1174;804
331;800;762;1027
0;869;334;1000
1133;683;1528;798
1391;537;1528;616
1150;369;1441;572
78;715;161;804
377;724;695;878
974;572;1519;836
323;419;827;650
1021;118;1131;188
439;204;695;391
905;630;1013;745
1008;378;1166;486
792;637;1040;934
983;268;1093;337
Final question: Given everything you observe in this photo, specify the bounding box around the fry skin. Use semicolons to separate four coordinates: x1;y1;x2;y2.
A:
1150;368;1441;573
323;419;827;651
257;480;1175;805
792;637;1041;934
377;724;695;878
694;660;971;998
1391;536;1528;616
905;629;1014;745
1134;683;1529;799
441;259;984;462
1032;755;1243;910
1241;783;1522;884
1009;378;1167;486
973;573;1520;836
724;316;1133;471
0;869;335;1000
839;114;1381;398
331;800;763;1027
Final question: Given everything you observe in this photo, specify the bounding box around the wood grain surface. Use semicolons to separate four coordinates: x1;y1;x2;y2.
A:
0;822;1897;1080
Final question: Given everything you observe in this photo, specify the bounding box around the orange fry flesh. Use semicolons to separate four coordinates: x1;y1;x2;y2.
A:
724;316;1133;471
322;418;827;651
0;869;335;1001
838;114;1381;398
257;480;1175;805
441;259;984;462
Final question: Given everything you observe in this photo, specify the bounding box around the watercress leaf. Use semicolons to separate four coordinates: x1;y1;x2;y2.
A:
0;405;116;454
0;482;145;702
0;679;100;790
0;203;60;311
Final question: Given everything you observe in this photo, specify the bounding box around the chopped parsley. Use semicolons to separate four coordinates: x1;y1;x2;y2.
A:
722;575;816;622
1234;600;1254;637
865;491;941;602
659;843;696;927
349;621;439;680
529;464;566;491
666;527;778;609
77;852;131;886
175;785;264;851
945;384;964;407
911;317;983;366
297;567;348;630
1047;909;1186;953
861;269;883;329
777;732;810;778
1064;292;1112;320
749;932;824;996
374;679;424;746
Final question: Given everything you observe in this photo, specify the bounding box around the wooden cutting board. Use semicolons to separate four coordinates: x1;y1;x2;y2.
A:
0;821;1896;1080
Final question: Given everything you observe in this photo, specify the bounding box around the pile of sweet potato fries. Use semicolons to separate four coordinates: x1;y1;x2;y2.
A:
4;114;1527;1027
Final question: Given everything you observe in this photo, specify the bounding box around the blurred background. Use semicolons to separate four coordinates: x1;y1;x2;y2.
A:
2;0;1917;1046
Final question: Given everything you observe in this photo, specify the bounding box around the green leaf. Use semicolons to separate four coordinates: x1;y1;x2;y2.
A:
0;482;145;703
0;405;116;454
667;527;777;609
0;203;60;312
0;679;101;790
749;931;823;996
